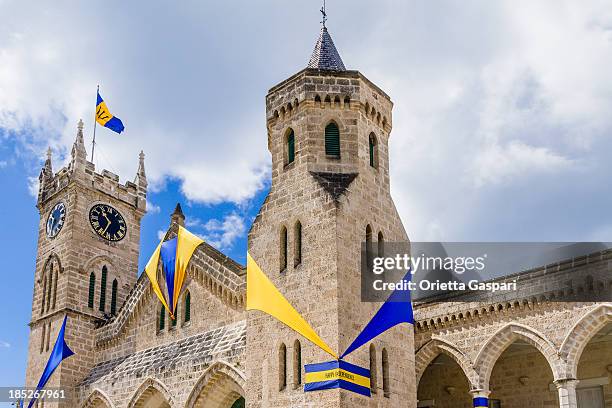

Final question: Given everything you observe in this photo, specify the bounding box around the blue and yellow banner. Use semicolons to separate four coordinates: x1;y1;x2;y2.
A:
96;90;124;133
246;253;337;358
27;316;74;408
340;270;414;358
144;225;203;319
304;360;370;397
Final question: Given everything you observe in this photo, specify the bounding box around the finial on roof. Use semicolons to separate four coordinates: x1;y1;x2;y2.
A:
320;0;327;28
135;150;147;190
46;147;52;161
77;119;84;132
171;203;185;227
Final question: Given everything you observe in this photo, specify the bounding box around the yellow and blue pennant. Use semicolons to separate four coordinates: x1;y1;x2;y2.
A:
96;90;124;133
144;225;204;319
304;360;371;397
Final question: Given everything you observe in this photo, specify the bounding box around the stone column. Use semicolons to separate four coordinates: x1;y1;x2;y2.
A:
554;379;578;408
470;389;491;407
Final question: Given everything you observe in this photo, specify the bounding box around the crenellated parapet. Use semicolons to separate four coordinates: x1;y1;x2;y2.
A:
37;120;147;213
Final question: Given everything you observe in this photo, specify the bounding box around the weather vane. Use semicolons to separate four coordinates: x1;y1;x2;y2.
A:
320;0;327;27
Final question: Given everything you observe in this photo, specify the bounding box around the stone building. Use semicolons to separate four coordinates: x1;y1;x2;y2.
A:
24;23;611;408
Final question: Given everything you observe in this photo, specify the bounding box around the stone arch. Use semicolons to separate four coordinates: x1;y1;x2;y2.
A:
475;323;564;389
128;377;173;408
81;389;115;408
559;303;612;378
184;361;246;408
415;338;477;388
41;252;63;279
83;255;115;276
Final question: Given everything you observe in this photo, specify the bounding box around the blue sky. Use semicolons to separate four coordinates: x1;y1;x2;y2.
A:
1;0;612;396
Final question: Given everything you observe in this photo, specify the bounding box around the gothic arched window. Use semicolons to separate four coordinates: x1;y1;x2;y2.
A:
369;133;378;168
293;339;302;388
158;304;165;332
51;264;58;310
184;291;191;323
286;129;295;165
280;226;288;272
99;265;108;312
294;221;302;267
279;343;287;391
88;272;96;308
369;344;377;394
110;279;118;315
325;122;340;157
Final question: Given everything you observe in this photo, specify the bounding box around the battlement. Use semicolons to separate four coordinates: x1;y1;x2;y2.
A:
37;120;147;212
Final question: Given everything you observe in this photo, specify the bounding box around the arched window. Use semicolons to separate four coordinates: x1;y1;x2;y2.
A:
110;279;118;315
314;95;321;107
41;271;48;314
369;133;378;168
280;226;288;272
99;265;108;312
184;291;191;323
158;305;165;332
377;231;384;258
51;264;57;310
324;95;331;107
171;304;178;328
382;348;390;397
88;272;96;308
279;343;287;391
45;271;52;312
230;397;245;408
294;221;302;267
366;224;373;267
369;344;377;394
325;122;340;157
40;324;46;353
293;339;302;388
286;129;295;165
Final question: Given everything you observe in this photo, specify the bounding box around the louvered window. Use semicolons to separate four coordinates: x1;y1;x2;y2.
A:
88;272;96;308
99;265;107;312
287;130;295;164
159;306;165;331
184;292;191;323
369;134;377;167
325;123;340;157
110;279;118;315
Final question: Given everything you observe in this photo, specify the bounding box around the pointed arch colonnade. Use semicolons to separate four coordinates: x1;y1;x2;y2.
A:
416;304;612;408
81;361;245;408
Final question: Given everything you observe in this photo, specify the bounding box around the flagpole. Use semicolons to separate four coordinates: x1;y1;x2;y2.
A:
91;84;99;163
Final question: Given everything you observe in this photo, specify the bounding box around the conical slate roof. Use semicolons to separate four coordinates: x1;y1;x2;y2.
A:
307;27;346;71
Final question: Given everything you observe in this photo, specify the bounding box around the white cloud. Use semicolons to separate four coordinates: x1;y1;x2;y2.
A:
201;213;246;250
0;340;10;349
2;0;612;242
157;230;167;240
146;200;161;215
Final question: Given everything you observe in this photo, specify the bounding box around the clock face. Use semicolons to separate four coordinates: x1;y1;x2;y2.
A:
89;204;127;242
46;202;66;238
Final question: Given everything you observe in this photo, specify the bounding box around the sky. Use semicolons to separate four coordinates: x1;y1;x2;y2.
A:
1;0;612;395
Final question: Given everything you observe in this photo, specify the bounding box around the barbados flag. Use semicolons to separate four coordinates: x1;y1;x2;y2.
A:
96;90;124;133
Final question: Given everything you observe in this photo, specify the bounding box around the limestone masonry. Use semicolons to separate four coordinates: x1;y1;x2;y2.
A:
25;25;612;408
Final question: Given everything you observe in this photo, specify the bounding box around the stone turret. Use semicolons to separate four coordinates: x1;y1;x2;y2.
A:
171;203;185;227
70;119;88;174
135;150;147;210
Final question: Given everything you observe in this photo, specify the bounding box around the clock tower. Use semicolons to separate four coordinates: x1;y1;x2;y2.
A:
25;120;147;407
